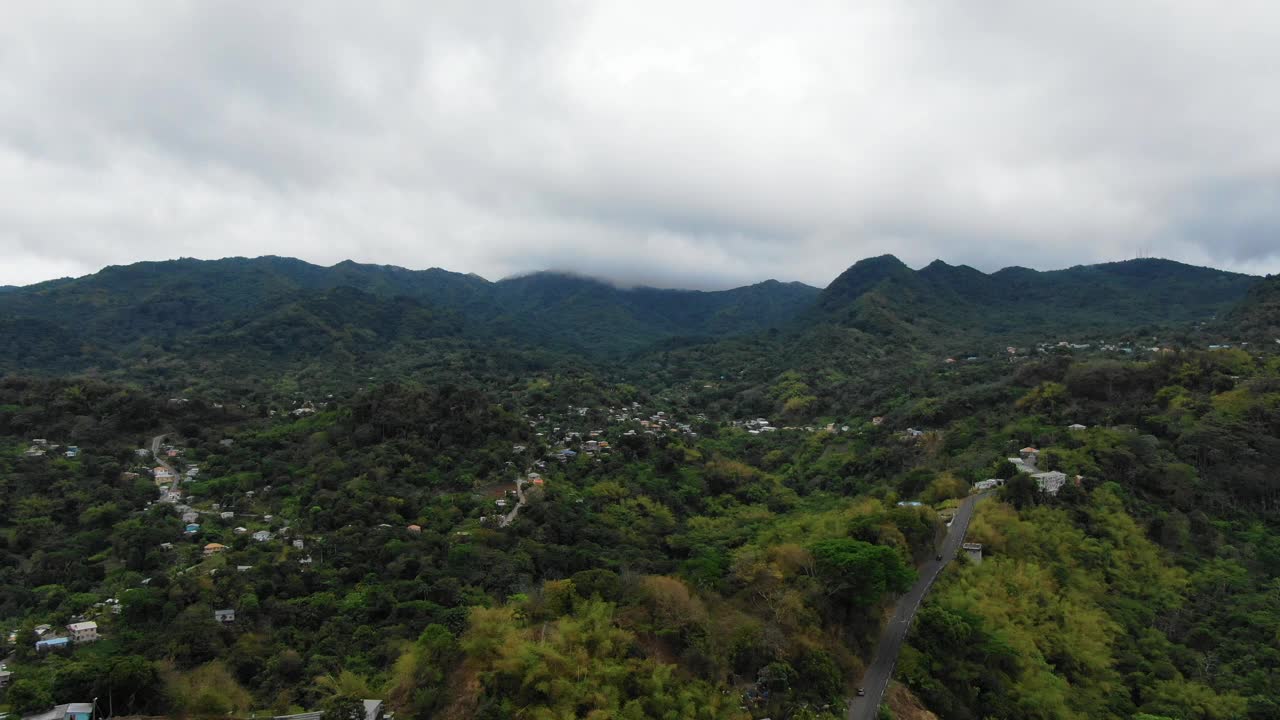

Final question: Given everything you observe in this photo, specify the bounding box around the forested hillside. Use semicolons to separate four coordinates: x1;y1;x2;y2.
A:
815;256;1255;344
0;257;820;374
0;255;1258;380
1227;274;1280;342
0;255;1278;720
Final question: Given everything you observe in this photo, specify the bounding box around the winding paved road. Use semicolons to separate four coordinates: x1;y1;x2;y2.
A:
847;492;990;720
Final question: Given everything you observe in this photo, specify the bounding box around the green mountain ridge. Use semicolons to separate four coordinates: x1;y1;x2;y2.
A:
0;257;820;373
814;256;1258;344
0;255;1265;381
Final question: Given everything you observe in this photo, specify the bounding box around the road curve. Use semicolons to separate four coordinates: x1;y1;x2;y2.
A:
847;492;989;720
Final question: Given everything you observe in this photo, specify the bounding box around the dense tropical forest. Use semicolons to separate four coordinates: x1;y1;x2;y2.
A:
0;255;1277;719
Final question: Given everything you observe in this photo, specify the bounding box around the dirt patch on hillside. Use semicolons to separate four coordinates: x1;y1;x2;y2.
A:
886;682;938;720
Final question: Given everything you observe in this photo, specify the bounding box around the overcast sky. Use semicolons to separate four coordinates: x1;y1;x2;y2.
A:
3;2;1279;289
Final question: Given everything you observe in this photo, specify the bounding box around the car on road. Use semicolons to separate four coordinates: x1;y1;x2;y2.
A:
856;687;865;697
936;553;943;561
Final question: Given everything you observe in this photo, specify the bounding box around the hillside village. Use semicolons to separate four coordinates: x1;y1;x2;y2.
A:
5;338;1274;717
3;389;1101;648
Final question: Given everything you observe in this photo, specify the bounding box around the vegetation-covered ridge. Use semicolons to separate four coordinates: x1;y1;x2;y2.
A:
0;256;820;373
0;254;1262;381
814;255;1257;344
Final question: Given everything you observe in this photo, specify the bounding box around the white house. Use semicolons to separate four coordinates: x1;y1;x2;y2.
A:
1032;471;1068;495
252;530;272;542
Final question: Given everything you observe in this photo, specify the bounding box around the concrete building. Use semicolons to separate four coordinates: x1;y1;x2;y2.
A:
1033;470;1068;495
962;542;983;564
67;621;98;643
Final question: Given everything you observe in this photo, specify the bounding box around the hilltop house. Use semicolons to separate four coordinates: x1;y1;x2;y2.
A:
214;609;235;624
203;543;227;556
252;530;272;542
1067;423;1087;431
154;467;175;485
1019;447;1039;462
67;621;98;643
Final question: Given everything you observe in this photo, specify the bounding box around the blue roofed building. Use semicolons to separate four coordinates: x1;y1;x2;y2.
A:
35;636;71;652
21;702;94;720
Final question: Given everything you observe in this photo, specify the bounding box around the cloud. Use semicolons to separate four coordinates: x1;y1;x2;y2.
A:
2;1;1279;288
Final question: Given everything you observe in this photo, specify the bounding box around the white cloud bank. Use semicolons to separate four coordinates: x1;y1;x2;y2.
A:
2;1;1279;288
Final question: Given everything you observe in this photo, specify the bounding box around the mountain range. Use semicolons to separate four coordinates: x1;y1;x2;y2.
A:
0;255;1270;378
